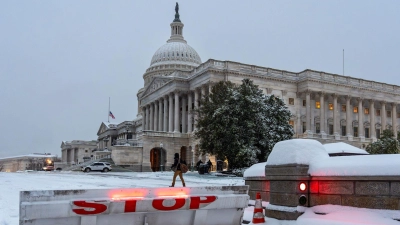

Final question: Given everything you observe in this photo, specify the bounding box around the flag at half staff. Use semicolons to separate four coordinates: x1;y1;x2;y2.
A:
109;111;115;119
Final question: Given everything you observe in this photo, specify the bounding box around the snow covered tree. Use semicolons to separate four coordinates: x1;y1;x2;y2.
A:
194;79;294;170
366;129;400;154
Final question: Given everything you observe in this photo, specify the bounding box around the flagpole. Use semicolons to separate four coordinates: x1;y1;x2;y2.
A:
108;97;110;123
343;49;344;76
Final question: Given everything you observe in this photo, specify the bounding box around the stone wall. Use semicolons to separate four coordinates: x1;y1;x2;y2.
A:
245;166;400;220
310;176;400;210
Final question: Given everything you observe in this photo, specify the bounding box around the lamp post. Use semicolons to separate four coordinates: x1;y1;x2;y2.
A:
103;136;109;151
125;124;131;146
191;148;195;172
160;142;164;171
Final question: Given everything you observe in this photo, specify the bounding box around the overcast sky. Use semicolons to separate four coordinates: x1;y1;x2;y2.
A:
0;0;399;158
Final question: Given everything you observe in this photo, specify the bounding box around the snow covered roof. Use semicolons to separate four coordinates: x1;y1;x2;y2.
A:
266;139;329;166
324;142;369;155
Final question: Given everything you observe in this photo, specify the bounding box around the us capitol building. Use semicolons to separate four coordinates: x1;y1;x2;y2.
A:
61;4;400;172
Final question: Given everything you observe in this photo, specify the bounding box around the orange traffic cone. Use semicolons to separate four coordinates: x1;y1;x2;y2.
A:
252;192;265;224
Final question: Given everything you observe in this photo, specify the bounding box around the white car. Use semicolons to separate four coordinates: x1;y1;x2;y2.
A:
81;162;112;173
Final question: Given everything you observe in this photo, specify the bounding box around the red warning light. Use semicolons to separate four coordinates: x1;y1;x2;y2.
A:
299;182;307;191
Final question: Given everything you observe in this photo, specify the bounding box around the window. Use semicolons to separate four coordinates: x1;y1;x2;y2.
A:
376;129;381;139
303;100;306;107
329;124;334;135
329;103;333;110
315;101;321;109
342;105;346;112
353;107;358;113
85;150;88;153
398;113;400;118
353;127;358;137
341;126;346;136
387;111;391;117
289;98;294;105
289;120;294;127
316;123;320;133
364;108;369;114
302;122;306;133
376;109;381;116
365;128;370;138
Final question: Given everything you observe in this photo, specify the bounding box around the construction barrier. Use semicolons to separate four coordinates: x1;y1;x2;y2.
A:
20;185;249;225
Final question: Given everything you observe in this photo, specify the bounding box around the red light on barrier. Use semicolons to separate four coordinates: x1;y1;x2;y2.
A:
299;182;307;191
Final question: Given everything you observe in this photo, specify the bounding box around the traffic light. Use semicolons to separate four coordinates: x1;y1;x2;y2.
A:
298;182;308;206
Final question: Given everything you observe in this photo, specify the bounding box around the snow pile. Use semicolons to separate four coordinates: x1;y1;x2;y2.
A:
309;154;400;176
243;162;267;177
323;142;368;155
266;139;329;166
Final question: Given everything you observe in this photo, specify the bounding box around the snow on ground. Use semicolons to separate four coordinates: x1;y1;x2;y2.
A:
1;171;400;225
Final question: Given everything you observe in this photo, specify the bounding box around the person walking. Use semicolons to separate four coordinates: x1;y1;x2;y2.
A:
170;153;186;187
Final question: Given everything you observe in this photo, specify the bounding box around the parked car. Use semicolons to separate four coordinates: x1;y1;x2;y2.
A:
42;166;54;171
81;162;112;173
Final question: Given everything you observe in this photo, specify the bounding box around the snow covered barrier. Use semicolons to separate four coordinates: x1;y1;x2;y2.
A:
19;186;249;225
264;139;329;220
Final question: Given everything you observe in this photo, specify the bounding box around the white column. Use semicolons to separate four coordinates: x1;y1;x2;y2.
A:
346;96;352;137
193;89;199;131
333;94;338;135
392;103;397;138
382;101;386;131
320;93;325;134
370;100;376;140
174;91;180;133
137;96;140;117
182;95;187;133
150;103;154;131
142;107;147;131
163;97;168;132
145;106;150;130
158;99;163;131
201;85;206;105
169;94;174;132
306;91;311;132
188;91;193;133
358;98;364;137
154;101;158;131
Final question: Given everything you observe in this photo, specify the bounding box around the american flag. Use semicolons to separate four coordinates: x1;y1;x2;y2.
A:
109;111;115;119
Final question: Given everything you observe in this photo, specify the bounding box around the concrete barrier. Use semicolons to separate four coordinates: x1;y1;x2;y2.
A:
20;186;249;225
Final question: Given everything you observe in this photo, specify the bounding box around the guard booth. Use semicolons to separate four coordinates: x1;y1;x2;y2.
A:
20;186;249;225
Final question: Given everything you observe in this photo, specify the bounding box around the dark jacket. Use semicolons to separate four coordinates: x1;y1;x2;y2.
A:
171;157;186;170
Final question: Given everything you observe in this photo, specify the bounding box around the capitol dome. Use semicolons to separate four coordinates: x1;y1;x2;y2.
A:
150;42;202;68
147;4;201;70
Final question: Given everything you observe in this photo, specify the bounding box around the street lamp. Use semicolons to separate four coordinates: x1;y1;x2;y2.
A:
191;148;195;172
125;124;131;146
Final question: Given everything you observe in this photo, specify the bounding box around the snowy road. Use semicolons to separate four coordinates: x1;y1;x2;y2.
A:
1;171;400;225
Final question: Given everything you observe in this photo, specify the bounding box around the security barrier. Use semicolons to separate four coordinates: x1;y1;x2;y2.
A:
20;185;249;225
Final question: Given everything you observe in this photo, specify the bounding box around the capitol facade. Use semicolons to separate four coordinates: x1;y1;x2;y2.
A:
62;5;400;172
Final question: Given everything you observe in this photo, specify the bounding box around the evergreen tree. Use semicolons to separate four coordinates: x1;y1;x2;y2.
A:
366;129;399;154
194;79;294;170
